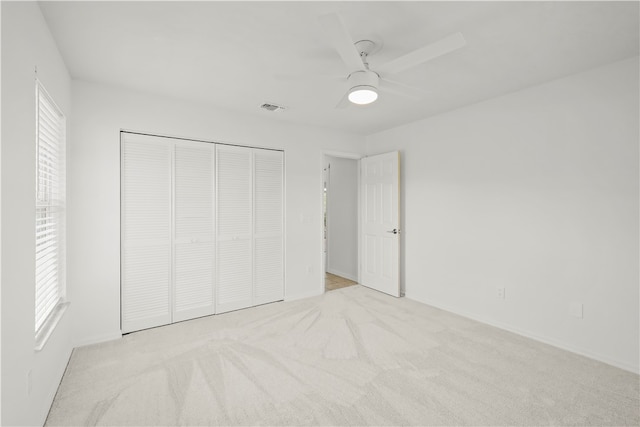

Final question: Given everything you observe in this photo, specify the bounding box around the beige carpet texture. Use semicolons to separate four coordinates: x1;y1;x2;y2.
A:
46;285;639;426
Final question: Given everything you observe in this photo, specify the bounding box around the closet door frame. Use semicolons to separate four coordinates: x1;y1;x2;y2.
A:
121;131;285;332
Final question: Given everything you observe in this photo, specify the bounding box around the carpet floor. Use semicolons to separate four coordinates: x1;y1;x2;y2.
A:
46;285;639;426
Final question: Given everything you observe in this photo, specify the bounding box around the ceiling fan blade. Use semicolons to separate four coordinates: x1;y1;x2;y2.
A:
376;32;466;75
379;78;429;100
335;91;351;109
318;13;366;72
273;73;343;83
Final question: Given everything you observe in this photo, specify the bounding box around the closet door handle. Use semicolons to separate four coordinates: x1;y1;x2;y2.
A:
387;229;400;234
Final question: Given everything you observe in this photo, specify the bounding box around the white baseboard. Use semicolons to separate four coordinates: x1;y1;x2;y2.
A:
285;289;324;302
326;268;357;282
74;331;122;348
408;293;639;375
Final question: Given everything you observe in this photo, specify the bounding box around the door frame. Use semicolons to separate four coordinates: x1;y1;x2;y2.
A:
320;150;363;293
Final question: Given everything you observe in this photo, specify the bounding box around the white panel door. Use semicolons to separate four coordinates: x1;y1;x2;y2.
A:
216;145;253;313
173;141;216;322
253;150;284;305
360;151;400;297
121;133;172;333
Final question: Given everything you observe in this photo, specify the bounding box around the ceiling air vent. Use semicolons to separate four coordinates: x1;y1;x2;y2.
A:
260;103;286;112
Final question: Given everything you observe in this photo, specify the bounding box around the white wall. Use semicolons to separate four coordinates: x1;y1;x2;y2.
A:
325;156;358;281
0;3;3;423
366;57;639;373
69;80;365;347
1;2;74;425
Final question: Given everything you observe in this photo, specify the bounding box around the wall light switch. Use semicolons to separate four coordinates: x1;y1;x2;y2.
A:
569;302;583;319
299;214;312;223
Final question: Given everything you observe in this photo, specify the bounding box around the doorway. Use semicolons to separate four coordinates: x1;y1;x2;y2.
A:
323;154;359;292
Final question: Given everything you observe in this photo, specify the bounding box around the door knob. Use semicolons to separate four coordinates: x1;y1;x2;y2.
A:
387;229;400;234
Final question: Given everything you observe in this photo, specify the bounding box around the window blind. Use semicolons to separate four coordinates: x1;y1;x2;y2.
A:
35;81;66;333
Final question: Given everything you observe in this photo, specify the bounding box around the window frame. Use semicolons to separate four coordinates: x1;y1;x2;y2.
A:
34;79;69;350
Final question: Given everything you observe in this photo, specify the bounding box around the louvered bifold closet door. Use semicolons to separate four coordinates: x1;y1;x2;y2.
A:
121;133;172;333
253;150;284;305
173;141;216;322
216;145;253;313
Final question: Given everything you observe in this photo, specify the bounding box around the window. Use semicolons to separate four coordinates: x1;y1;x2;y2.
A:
35;80;66;340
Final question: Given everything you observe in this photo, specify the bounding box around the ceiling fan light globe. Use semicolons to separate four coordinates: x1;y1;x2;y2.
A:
348;86;378;105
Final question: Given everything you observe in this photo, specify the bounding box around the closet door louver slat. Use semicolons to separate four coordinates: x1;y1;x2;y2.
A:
173;142;216;322
216;145;253;313
217;239;253;312
253;150;284;305
121;134;172;333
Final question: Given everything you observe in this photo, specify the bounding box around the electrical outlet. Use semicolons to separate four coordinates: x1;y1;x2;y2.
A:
497;287;505;299
569;302;583;319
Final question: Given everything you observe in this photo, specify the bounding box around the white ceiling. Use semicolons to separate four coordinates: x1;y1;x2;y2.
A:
39;1;639;135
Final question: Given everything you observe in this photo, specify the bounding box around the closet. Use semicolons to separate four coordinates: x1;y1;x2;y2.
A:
121;132;284;333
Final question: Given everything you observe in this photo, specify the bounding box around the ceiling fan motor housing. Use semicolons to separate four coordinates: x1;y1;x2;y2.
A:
348;70;380;91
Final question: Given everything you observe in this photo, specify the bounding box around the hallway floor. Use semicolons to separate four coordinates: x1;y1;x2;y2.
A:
325;272;357;292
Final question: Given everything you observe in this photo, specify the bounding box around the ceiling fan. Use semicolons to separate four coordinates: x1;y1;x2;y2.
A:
318;13;466;107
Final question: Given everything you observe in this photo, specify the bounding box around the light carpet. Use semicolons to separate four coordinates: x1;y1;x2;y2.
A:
46;285;639;426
